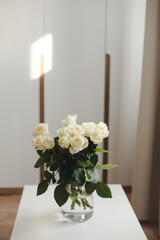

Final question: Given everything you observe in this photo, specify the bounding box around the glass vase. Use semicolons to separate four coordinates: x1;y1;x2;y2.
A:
61;189;94;222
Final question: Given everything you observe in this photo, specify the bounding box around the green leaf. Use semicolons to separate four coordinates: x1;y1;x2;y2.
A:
59;167;71;185
54;184;69;207
50;163;59;171
66;185;72;194
44;171;52;181
85;169;91;180
96;164;118;170
34;157;46;168
77;159;88;168
37;149;52;157
86;168;99;183
37;180;49;196
85;181;97;194
90;154;98;166
50;155;55;164
93;148;110;153
37;150;43;156
96;182;112;198
74;168;85;186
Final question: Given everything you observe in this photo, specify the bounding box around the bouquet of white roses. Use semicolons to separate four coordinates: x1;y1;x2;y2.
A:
32;115;117;208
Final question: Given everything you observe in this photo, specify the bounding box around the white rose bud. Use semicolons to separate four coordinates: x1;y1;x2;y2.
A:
58;136;70;149
61;115;77;127
97;122;109;138
33;123;49;137
57;127;70;138
68;124;85;137
90;126;103;144
82;122;96;137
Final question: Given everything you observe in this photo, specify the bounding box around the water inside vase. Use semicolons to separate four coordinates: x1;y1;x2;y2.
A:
61;194;94;222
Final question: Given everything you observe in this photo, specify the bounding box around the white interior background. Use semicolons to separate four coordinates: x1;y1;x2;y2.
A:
106;0;146;185
0;0;146;187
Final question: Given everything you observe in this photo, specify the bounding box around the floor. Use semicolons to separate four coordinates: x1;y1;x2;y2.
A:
0;194;159;240
0;195;21;240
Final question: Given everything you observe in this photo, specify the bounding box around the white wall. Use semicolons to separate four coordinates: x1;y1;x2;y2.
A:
44;0;106;145
0;0;106;187
0;0;43;187
106;0;146;185
0;0;147;187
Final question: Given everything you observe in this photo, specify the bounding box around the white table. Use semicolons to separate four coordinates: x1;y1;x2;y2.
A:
10;185;147;240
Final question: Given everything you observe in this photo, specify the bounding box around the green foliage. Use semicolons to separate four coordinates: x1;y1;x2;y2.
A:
46;155;55;167
93;148;110;153
90;154;98;166
34;157;47;168
54;184;69;207
50;163;59;171
59;167;68;184
59;167;73;185
66;184;72;194
74;168;85;186
37;180;49;196
44;170;53;182
85;181;97;194
96;182;112;198
77;158;88;168
37;150;44;156
86;168;99;183
85;169;91;180
37;149;53;157
80;139;97;155
96;164;118;170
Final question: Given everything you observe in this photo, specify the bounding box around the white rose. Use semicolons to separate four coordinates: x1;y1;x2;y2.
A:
69;146;77;155
58;136;70;149
43;134;55;150
82;122;96;137
83;137;89;149
32;135;45;151
33;123;49;137
57;127;70;138
61;115;77;127
90;126;103;144
97;122;109;138
69;135;88;154
32;134;55;152
68;124;85;137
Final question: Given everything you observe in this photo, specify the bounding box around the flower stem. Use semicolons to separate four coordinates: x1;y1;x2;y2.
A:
71;200;75;210
81;198;93;209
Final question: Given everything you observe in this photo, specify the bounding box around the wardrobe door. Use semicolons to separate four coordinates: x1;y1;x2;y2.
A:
0;0;44;187
44;0;105;135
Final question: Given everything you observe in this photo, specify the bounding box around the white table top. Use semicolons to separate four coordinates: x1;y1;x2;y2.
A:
10;185;147;240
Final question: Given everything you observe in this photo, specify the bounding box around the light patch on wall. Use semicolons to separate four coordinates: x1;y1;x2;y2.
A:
30;34;53;79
